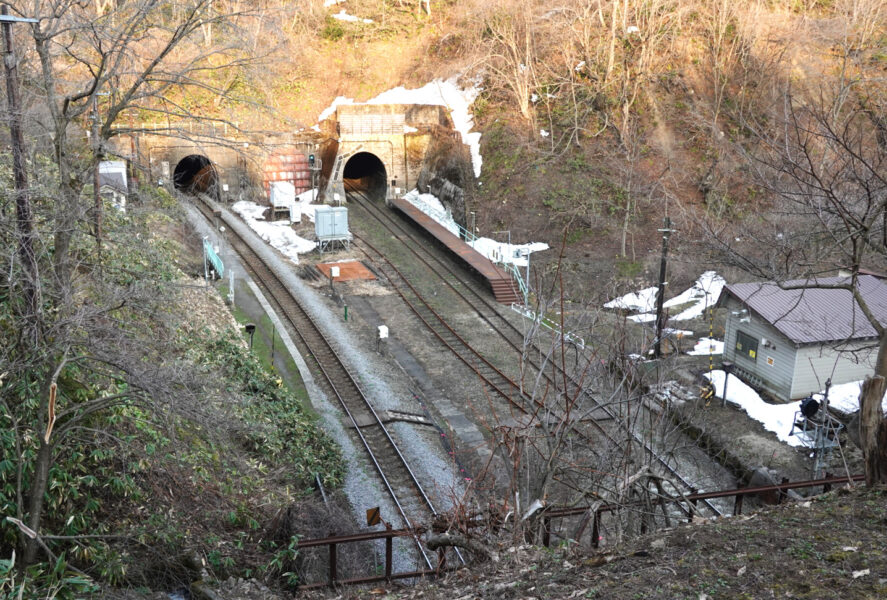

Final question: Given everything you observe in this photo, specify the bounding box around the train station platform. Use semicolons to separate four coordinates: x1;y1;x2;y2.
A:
390;197;521;304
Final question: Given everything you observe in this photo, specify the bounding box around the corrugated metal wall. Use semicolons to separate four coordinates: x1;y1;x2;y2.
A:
723;296;797;399
791;342;877;399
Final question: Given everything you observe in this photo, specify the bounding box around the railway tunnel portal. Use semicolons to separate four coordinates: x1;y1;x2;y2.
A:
342;151;387;200
135;103;472;224
173;154;218;193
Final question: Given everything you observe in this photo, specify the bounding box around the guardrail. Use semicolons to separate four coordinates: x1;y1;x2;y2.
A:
295;473;863;589
294;526;452;590
542;472;864;549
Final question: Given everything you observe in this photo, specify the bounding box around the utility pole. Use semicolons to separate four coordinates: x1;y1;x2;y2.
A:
653;216;674;359
2;9;40;344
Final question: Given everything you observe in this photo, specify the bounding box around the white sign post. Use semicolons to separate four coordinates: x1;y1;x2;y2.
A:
329;265;340;294
377;325;389;353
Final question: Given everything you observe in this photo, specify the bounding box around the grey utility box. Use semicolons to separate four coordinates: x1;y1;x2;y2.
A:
314;205;349;237
314;205;351;252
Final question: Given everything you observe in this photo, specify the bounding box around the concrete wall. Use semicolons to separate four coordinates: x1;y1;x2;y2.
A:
321;104;467;203
140;134;252;201
336;103;449;128
138;106;466;208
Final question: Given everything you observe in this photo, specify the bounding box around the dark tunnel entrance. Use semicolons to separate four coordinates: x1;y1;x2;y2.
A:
343;152;387;201
174;154;218;194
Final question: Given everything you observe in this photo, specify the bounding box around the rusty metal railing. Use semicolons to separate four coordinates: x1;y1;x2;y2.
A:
294;526;455;590
294;474;862;589
541;472;865;548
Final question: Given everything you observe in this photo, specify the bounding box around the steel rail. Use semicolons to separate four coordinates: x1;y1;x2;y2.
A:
346;186;724;516
354;233;529;411
190;193;440;568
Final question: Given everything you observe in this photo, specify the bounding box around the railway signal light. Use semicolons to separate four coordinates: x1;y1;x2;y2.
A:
308;153;315;167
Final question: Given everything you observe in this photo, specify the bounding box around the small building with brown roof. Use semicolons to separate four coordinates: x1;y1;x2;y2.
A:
717;275;887;400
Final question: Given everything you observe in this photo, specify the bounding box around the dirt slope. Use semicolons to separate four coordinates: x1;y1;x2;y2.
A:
307;485;887;599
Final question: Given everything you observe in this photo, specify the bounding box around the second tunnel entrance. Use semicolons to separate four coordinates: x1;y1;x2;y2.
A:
342;152;387;201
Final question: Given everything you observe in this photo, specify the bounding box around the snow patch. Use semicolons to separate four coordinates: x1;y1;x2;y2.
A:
607;271;725;323
688;337;724;356
316;78;483;177
704;370;806;447
332;10;372;23
815;380;887;416
231;200;317;262
605;286;658;312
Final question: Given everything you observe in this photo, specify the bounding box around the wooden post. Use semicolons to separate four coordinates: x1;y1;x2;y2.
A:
733;493;744;516
329;542;337;585
591;511;601;549
385;526;392;580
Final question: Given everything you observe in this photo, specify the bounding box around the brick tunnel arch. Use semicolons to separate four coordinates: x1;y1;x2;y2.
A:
343;151;387;201
174;154;218;194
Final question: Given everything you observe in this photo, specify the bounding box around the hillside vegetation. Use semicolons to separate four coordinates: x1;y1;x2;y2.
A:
173;0;886;297
0;181;344;596
0;0;885;596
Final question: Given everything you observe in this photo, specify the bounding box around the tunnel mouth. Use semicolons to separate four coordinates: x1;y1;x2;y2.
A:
174;154;218;194
343;152;387;201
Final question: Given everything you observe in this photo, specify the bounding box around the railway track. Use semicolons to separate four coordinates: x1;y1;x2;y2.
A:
346;185;726;516
189;193;450;569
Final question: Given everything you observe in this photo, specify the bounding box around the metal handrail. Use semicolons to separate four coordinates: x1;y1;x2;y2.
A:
294;472;864;588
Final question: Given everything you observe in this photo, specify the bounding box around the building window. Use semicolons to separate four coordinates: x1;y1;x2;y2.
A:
735;330;758;362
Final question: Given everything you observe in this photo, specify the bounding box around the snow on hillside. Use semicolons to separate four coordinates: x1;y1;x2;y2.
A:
402;189;548;268
316;78;483;177
605;271;725;324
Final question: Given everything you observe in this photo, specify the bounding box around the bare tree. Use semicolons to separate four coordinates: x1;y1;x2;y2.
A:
11;0;264;292
707;75;887;483
481;5;537;124
0;0;268;567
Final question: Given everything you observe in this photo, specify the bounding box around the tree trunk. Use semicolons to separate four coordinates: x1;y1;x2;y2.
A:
2;11;42;345
859;334;887;486
54;153;82;298
22;441;52;565
426;532;496;561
